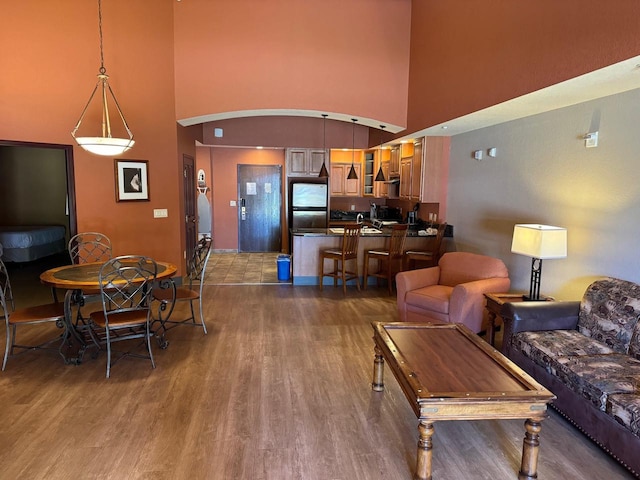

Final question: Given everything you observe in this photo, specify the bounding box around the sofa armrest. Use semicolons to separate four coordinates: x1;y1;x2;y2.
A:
501;301;580;356
396;267;441;321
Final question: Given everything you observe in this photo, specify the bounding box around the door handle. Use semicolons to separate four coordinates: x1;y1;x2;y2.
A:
240;198;246;221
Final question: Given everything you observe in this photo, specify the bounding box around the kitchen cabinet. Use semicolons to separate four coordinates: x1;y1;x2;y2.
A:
330;163;362;197
418;136;450;203
363;152;375;196
397;137;450;202
389;145;400;176
373;161;390;198
399;158;412;199
286;148;328;176
410;139;423;202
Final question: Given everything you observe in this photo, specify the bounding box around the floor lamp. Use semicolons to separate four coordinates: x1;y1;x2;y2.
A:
511;224;567;301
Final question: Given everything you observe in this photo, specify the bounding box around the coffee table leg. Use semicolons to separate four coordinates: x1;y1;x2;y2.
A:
415;420;434;480
372;345;385;391
519;418;542;480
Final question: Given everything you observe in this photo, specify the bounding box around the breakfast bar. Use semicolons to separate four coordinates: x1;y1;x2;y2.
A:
291;227;442;285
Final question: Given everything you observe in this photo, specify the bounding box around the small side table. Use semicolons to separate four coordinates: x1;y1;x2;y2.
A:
484;293;553;347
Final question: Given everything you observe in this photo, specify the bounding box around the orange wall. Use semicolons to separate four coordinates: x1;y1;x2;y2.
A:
406;0;640;132
211;148;286;250
173;0;412;129
1;1;186;274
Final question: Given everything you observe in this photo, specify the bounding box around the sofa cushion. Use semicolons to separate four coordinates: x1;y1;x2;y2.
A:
514;330;615;372
405;285;453;315
577;277;640;354
608;393;640;436
554;354;640;411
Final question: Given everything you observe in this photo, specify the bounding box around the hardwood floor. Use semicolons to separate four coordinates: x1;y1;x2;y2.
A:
0;284;633;479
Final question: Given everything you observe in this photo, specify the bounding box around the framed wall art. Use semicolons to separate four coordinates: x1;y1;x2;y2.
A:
115;159;149;201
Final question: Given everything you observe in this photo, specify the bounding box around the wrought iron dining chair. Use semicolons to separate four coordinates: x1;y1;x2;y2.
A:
66;232;113;322
153;237;211;343
319;224;362;294
363;224;409;294
88;255;157;378
0;259;65;371
68;232;112;264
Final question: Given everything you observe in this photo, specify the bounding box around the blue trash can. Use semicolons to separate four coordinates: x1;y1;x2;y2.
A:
277;254;291;281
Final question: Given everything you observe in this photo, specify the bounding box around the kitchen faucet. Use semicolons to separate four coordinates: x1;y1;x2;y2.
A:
356;213;364;224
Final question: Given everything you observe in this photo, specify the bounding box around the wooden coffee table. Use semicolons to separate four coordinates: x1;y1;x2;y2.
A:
371;322;555;480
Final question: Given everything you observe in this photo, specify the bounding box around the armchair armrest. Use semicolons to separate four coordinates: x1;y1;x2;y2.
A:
396;267;440;321
449;277;511;332
501;301;580;356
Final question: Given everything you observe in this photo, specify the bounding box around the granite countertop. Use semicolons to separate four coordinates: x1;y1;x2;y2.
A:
291;227;436;237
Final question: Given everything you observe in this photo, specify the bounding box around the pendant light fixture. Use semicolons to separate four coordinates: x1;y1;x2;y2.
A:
374;125;386;182
318;114;329;178
347;118;358;180
71;0;135;156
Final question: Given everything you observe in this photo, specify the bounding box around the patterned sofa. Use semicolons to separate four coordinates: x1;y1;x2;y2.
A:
501;277;640;478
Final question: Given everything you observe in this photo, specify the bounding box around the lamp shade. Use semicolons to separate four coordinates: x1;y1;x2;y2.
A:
511;224;567;259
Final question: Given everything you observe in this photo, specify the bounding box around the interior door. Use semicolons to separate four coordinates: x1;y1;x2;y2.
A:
238;164;282;252
183;155;197;264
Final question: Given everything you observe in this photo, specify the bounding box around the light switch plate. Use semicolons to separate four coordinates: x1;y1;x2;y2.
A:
153;208;168;218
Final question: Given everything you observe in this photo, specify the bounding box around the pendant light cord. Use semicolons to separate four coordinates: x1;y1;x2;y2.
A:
98;0;106;75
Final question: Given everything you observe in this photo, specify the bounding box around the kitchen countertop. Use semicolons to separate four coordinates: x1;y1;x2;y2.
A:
290;227;437;237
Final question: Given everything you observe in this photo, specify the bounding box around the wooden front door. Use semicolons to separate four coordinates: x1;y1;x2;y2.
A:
237;164;282;252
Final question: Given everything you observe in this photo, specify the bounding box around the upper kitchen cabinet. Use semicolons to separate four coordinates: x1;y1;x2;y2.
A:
330;163;362;197
286;148;328;176
389;145;400;176
373;148;391;198
363;152;375;196
418;136;450;203
398;142;415;200
397;137;449;202
330;150;363;197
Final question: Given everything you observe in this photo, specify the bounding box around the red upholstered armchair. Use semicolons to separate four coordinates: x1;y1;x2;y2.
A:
396;252;510;333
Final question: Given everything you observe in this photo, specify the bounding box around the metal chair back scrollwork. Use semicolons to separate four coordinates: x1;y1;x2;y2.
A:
88;255;157;378
68;232;112;264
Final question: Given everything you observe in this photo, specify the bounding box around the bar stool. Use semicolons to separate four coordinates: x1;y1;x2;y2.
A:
319;224;361;294
363;224;408;294
404;222;447;270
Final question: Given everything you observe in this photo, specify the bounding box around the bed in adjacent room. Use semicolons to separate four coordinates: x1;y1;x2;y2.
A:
0;225;66;263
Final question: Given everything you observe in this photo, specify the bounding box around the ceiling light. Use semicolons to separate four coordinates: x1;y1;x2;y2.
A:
71;0;134;156
347;119;358;180
374;125;386;182
318;114;329;178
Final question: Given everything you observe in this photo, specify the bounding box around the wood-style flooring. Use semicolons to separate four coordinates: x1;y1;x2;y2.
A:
0;279;634;479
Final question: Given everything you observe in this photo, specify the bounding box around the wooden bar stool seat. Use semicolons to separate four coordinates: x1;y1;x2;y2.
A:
404;222;447;270
363;224;408;294
319;224;361;294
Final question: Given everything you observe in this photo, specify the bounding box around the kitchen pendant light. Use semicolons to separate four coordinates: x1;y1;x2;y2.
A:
318;114;329;178
374;125;386;182
347;118;358;180
71;0;135;156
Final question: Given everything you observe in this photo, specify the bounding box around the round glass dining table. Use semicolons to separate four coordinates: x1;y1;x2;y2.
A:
40;261;178;364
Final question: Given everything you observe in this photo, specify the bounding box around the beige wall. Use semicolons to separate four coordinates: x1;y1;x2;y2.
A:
446;88;640;301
